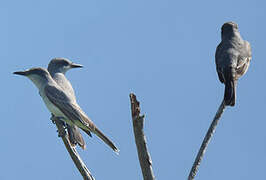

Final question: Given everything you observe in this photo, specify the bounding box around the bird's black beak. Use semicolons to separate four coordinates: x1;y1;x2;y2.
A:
13;71;27;76
70;63;83;68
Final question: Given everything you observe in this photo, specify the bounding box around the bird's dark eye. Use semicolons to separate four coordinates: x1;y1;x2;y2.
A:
61;61;69;66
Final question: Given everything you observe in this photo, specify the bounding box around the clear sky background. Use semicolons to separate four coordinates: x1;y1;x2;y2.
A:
1;0;265;179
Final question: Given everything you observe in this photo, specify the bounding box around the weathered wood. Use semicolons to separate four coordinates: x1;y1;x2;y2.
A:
188;100;226;180
130;93;155;180
52;116;95;180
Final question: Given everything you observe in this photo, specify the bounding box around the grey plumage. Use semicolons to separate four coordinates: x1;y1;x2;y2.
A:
215;22;251;106
48;58;87;149
14;67;119;153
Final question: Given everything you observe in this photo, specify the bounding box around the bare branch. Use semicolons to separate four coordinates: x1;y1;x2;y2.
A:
53;117;95;180
188;100;226;180
129;93;155;180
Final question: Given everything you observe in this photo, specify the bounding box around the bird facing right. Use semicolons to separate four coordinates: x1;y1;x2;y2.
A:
48;58;86;149
215;22;252;106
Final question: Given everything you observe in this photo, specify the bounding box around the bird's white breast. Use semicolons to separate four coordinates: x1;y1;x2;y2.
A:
39;89;65;117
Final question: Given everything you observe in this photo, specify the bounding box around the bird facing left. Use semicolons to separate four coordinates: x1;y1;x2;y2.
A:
14;67;119;153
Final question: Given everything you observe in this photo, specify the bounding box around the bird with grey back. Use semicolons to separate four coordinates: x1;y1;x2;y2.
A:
215;22;251;106
14;67;119;153
48;57;88;149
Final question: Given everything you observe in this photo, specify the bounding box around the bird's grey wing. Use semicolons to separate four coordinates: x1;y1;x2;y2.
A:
236;41;252;78
44;85;96;131
215;43;226;83
245;40;252;57
45;84;72;102
236;56;251;77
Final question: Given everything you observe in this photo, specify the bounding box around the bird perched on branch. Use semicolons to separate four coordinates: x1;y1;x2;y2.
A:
215;22;252;106
14;67;119;153
48;58;86;149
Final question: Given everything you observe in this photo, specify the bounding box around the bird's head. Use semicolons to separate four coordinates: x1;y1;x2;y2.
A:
48;57;83;75
13;67;51;89
221;21;239;38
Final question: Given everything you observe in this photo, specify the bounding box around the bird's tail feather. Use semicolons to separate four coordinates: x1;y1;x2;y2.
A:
224;80;236;106
83;129;92;137
93;127;119;154
67;125;86;150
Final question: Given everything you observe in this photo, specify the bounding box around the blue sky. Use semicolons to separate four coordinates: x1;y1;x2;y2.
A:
2;0;266;179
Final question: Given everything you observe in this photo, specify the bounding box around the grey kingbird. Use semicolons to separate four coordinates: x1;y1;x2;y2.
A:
48;57;86;149
215;22;252;106
14;67;119;153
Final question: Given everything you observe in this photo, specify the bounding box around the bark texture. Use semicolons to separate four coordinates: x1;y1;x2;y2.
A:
188;100;226;180
130;93;155;180
53;117;95;180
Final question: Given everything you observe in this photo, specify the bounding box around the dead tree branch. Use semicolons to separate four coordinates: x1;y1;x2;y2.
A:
53;116;95;180
188;100;226;180
129;93;155;180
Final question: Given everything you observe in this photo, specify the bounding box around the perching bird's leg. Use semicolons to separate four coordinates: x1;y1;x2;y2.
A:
50;114;67;137
50;114;56;124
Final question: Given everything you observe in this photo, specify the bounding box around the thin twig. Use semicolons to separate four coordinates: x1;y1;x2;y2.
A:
129;93;155;180
188;100;226;180
53;117;95;180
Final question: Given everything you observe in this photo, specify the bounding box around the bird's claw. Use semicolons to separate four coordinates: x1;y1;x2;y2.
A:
50;115;56;124
51;114;67;137
57;129;66;137
50;114;65;123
